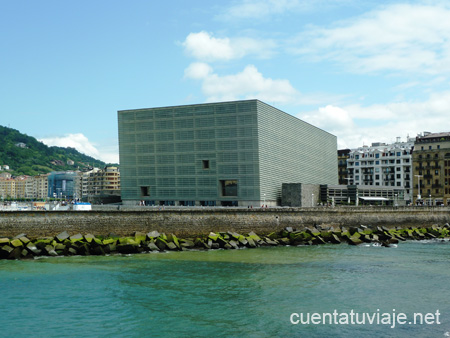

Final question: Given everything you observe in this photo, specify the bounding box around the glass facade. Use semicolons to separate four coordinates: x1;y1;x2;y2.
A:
118;100;338;206
47;171;80;199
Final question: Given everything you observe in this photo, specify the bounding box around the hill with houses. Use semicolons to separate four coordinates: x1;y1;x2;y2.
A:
0;125;105;176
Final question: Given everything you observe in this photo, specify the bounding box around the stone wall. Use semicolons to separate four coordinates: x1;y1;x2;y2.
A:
0;207;449;238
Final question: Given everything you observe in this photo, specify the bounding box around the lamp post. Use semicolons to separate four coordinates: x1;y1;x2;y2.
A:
429;194;432;207
311;193;314;207
263;193;266;207
414;174;422;205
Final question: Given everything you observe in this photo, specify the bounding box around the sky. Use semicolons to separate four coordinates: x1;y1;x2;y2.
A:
2;0;450;163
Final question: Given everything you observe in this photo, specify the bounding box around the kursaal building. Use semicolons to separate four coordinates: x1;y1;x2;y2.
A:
118;100;338;206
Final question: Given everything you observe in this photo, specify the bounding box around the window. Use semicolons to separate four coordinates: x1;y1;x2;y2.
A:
355;162;359;166
355;155;359;159
429;146;432;150
375;153;380;158
438;145;441;149
202;160;210;170
397;174;401;179
140;186;150;197
435;170;439;175
220;180;238;197
397;152;401;156
375;160;380;165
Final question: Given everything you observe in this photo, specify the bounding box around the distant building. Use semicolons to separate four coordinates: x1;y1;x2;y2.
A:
0;172;12;179
320;184;405;206
67;160;75;166
412;131;450;206
33;174;49;200
14;176;34;199
15;142;27;148
337;149;350;185
346;137;414;203
0;177;15;199
118;99;338;206
81;168;100;198
86;166;121;203
3;165;10;170
47;171;81;199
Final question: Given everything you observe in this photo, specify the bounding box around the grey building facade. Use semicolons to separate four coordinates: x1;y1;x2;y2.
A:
118;100;338;206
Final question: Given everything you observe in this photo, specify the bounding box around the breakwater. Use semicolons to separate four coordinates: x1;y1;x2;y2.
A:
1;224;449;260
0;206;449;238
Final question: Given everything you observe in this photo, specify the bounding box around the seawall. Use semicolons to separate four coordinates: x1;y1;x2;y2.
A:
0;207;449;238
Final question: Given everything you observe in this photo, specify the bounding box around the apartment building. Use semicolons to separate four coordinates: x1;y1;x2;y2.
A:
33;174;49;199
86;166;121;198
337;149;350;185
412;132;450;206
346;137;414;203
0;177;16;199
14;176;34;199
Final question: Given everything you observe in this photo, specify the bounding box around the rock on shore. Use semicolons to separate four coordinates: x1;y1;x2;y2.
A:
0;224;449;260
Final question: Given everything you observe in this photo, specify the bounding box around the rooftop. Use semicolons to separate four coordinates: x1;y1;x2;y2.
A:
416;132;450;143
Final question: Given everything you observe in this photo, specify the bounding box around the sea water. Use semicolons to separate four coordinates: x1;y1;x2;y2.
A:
1;241;449;337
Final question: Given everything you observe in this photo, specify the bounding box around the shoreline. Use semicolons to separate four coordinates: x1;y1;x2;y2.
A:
1;224;449;260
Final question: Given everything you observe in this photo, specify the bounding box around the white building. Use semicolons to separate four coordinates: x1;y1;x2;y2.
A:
346;137;414;202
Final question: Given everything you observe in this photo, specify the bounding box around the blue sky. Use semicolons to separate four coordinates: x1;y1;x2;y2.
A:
2;0;450;163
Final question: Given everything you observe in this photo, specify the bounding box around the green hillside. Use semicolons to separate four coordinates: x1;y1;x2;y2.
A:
0;125;105;176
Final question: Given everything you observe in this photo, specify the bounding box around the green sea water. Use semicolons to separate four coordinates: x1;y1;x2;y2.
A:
1;241;449;337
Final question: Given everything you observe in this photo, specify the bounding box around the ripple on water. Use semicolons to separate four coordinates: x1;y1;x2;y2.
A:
1;242;450;337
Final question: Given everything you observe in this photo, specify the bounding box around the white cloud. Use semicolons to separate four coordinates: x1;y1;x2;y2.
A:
219;0;303;20
39;133;119;164
294;3;450;74
185;62;299;103
183;31;275;62
299;91;450;149
301;104;355;132
184;62;213;79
